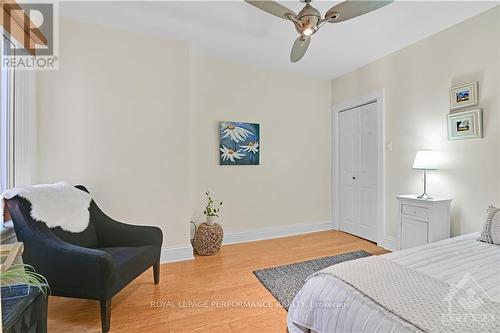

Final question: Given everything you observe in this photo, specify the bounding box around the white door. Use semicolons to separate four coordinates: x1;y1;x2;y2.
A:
339;102;378;241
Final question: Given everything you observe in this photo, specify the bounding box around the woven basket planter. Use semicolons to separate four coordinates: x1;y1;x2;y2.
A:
194;223;224;256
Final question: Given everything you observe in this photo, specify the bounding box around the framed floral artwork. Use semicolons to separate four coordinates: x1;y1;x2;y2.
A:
447;108;482;140
219;122;260;165
450;82;478;111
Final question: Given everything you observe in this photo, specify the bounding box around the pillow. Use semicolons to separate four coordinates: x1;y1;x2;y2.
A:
477;205;500;244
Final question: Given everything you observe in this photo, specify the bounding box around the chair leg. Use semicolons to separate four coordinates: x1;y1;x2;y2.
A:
153;260;160;284
100;299;111;333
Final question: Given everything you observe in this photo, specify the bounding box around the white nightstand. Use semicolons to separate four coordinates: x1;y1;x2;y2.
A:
397;195;452;250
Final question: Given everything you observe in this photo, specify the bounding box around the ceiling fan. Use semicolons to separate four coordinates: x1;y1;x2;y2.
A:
245;0;393;62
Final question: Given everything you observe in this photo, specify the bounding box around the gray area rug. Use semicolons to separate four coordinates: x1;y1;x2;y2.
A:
253;250;371;310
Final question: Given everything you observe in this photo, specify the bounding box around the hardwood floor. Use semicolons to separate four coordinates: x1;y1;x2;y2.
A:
48;230;388;332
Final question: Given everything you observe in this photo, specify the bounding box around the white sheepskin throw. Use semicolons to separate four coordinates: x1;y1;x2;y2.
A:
1;182;92;233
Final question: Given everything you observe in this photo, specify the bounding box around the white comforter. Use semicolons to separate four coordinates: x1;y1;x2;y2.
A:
288;233;500;333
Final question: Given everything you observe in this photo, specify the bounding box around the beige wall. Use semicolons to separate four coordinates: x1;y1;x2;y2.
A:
332;7;500;238
36;19;332;248
37;20;191;246
37;8;499;250
189;57;332;232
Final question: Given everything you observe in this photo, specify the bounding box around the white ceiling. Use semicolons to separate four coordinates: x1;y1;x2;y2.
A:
60;1;499;79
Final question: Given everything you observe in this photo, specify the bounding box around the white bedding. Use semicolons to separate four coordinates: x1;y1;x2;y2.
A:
288;233;500;333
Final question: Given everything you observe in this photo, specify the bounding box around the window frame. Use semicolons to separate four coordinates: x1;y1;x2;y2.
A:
1;34;15;229
1;27;37;243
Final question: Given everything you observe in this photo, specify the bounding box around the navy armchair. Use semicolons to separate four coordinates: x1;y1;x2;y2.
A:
5;185;163;332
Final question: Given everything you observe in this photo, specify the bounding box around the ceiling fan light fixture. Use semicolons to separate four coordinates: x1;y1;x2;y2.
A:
302;27;315;36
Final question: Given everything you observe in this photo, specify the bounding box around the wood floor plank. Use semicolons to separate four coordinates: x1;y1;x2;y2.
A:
48;230;388;332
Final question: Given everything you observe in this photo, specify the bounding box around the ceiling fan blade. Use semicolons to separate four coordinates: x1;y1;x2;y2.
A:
326;1;392;23
290;36;310;63
245;0;296;20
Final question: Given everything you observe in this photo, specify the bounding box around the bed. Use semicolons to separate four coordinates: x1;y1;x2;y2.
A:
288;233;500;333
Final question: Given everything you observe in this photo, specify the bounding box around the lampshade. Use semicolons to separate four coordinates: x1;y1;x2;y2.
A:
412;150;438;170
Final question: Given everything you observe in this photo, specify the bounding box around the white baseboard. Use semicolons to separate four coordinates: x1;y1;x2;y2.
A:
223;220;334;245
379;235;399;252
160;221;334;263
160;244;194;263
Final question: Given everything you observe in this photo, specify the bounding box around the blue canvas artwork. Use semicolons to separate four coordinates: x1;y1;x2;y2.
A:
219;122;260;165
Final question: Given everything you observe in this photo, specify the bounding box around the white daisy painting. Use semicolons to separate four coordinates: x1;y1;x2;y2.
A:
220;122;260;165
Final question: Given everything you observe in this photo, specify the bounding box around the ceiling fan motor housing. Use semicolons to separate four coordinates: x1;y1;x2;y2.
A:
295;4;321;35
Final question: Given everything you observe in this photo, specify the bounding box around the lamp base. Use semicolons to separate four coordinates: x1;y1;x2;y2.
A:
417;193;433;200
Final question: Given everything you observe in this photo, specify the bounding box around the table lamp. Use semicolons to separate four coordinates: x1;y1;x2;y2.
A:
412;150;437;200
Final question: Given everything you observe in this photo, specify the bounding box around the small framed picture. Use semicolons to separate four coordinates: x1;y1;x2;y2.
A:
450;82;478;111
447;108;482;140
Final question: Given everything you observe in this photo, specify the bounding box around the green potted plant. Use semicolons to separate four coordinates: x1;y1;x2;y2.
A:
1;264;49;293
203;191;222;225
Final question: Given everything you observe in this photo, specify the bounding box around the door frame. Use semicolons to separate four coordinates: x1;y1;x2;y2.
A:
332;89;386;246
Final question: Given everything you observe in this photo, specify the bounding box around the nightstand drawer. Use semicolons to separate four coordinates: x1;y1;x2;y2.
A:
401;204;429;220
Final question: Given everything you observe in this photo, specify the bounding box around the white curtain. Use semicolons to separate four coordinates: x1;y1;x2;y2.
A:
14;69;37;187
